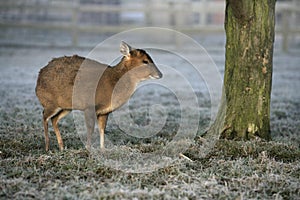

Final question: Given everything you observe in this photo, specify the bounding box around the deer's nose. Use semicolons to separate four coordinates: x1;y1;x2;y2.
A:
150;69;163;79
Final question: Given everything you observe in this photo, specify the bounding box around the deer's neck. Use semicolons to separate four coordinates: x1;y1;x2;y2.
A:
96;65;137;114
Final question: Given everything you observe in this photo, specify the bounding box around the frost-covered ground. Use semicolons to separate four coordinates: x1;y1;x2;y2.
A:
0;35;299;199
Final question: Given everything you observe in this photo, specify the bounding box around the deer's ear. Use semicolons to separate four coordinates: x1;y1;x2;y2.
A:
120;41;132;56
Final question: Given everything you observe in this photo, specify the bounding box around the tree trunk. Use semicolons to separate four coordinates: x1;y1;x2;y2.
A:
207;0;276;140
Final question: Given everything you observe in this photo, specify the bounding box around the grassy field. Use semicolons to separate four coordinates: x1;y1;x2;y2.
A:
0;47;299;199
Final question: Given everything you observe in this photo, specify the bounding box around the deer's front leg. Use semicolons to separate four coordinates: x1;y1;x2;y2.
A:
97;114;108;149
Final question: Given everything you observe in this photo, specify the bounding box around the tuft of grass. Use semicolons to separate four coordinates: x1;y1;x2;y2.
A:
203;139;300;162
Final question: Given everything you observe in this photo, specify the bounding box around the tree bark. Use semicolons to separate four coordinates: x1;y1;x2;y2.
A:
207;0;276;140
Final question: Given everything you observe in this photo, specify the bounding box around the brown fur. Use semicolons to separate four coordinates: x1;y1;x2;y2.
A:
35;42;162;151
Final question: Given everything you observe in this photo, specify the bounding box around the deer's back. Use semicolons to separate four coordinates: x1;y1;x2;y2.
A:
36;55;107;110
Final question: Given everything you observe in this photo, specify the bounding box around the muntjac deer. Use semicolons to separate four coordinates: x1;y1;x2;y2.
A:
36;42;162;151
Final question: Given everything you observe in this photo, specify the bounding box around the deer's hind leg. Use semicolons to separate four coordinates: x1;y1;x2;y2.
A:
51;109;71;151
43;107;62;151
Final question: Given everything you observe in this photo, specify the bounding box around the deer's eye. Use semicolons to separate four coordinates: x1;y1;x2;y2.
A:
142;60;149;64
